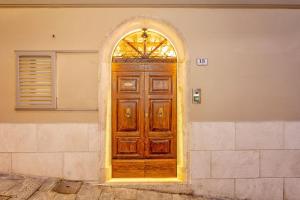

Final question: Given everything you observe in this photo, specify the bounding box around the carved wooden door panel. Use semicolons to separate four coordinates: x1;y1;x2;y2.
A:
112;63;177;178
112;72;145;159
144;72;176;158
144;71;177;177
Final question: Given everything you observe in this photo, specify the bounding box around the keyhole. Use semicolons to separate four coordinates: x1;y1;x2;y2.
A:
158;107;164;118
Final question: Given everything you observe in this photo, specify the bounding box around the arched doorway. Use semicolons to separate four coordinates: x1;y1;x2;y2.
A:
111;29;177;178
98;17;189;182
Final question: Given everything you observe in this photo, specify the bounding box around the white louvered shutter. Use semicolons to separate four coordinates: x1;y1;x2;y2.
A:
16;52;56;109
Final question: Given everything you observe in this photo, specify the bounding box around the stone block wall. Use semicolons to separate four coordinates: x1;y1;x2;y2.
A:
0;123;100;180
190;122;300;200
0;122;300;200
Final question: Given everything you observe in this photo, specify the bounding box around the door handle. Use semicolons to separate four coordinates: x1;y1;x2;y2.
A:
158;107;164;118
125;108;131;118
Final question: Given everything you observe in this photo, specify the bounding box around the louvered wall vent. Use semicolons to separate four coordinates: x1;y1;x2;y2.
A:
16;52;56;109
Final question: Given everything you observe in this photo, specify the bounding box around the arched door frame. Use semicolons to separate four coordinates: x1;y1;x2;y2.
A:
98;16;190;183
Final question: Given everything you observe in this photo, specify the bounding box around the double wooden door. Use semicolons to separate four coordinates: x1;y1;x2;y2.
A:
112;63;177;178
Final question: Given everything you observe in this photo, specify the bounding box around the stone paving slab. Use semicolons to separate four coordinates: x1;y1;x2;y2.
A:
76;184;102;200
2;178;44;200
0;174;239;200
0;180;22;194
38;178;59;193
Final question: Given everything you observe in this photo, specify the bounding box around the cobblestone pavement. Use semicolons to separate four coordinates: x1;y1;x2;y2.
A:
0;174;236;200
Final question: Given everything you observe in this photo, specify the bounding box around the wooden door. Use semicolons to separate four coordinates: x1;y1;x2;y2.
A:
112;63;177;178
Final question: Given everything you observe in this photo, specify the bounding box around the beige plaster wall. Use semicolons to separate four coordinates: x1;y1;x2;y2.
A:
0;8;300;123
56;52;99;110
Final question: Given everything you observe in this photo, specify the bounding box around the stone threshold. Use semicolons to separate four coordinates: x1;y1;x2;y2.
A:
100;183;193;195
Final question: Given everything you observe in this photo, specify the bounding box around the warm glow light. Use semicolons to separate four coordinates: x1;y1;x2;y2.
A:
112;29;176;59
161;46;169;53
107;178;181;183
105;84;112;181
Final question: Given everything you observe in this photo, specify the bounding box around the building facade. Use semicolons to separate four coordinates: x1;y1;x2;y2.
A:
0;2;300;199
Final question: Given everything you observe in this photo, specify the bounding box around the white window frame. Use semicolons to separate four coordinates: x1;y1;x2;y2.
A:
16;51;57;110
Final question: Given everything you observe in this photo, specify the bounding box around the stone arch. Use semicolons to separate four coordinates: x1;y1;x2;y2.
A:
98;16;190;183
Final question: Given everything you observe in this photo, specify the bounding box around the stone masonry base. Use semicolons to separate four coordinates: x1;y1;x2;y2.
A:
0;122;300;200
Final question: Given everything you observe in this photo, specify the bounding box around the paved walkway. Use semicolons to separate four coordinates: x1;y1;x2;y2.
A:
0;174;236;200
